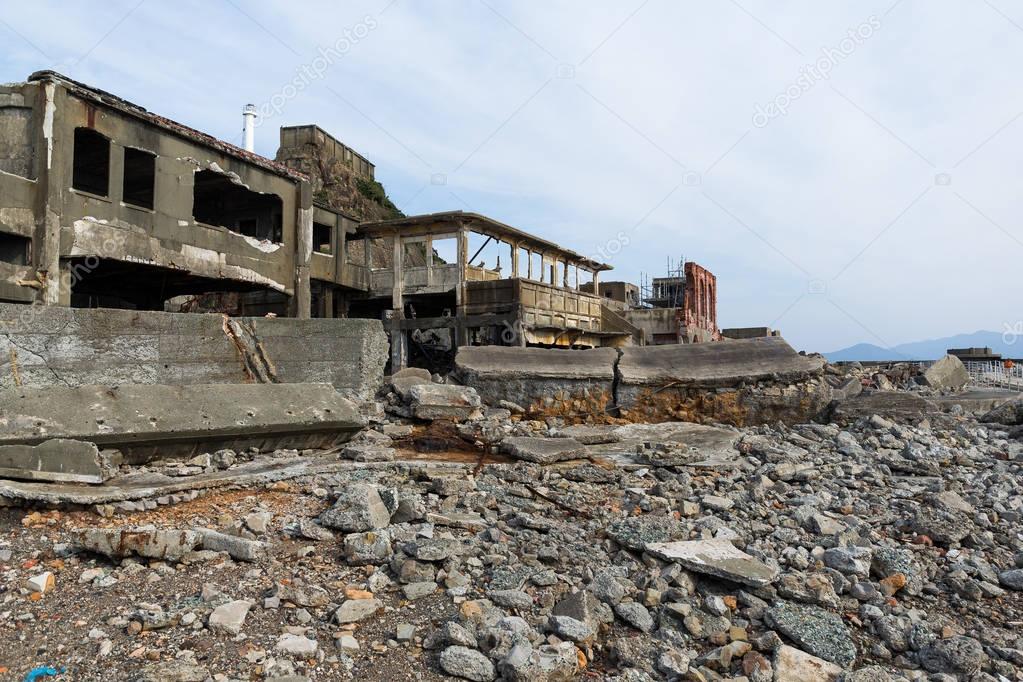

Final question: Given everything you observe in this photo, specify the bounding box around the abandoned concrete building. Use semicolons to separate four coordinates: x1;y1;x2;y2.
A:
0;70;726;371
0;70;363;315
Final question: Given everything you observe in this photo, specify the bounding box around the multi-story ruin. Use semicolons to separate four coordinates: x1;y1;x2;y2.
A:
0;70;720;369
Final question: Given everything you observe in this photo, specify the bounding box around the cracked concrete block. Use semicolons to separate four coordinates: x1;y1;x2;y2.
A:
0;305;388;398
195;528;268;562
455;346;617;418
0;439;120;484
0;382;365;463
76;528;202;561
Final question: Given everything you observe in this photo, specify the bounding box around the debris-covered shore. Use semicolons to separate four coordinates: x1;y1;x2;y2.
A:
1;361;1022;682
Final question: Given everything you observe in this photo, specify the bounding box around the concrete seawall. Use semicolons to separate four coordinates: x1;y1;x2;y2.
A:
0;305;388;399
616;337;832;424
455;337;831;425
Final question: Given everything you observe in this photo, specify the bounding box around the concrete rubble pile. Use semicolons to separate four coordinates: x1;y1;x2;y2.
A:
1;328;1022;680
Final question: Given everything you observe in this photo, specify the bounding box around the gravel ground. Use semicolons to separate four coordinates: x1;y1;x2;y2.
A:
0;384;1022;681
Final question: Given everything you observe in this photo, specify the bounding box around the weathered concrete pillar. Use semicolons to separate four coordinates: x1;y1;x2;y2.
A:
33;80;66;306
390;314;408;371
592;271;600;297
455;226;469;346
425;235;434;286
391;233;403;311
292;181;313;318
510;242;519;278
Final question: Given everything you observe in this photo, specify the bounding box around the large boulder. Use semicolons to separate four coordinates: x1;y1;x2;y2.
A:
920;354;970;391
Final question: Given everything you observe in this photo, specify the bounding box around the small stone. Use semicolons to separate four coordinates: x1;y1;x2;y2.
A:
208;600;252;635
918;636;985;675
319;484;392;532
25;572;54;594
333;598;383;623
337;633;360;652
549;615;594;642
998;568;1023;591
439;645;496;681
773;644;841;682
614;601;654;633
489;589;532;609
702;495;734;511
403;582;438;600
425;622;478;650
343;531;392;565
879;573;907;596
275;633;318;656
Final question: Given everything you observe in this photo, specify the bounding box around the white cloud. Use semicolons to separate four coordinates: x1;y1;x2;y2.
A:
1;0;1020;352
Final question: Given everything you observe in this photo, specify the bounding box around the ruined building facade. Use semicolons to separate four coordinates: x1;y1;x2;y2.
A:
0;71;366;315
617;262;720;345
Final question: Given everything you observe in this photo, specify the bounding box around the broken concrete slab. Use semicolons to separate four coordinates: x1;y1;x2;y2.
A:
0;439;120;484
407;384;482;421
617;337;831;425
456;339;830;425
940;389;1020;416
76;528;202;561
391;368;433;400
0;455;468;507
613;422;739;456
765;602;856;666
921;354;970;391
500;437;588;465
619;336;824;387
455;346;617;418
554;425;620;445
644;538;779;587
981;397;1023;425
830;392;938;423
0;382;364;463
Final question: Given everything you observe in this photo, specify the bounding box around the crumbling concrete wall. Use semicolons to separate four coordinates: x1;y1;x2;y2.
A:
0;304;387;398
455;337;831;426
455;346;618;419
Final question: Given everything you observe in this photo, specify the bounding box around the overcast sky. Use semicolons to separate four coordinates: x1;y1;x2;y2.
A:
3;0;1021;353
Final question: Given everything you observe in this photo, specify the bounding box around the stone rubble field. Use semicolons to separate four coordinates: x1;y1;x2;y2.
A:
0;365;1022;681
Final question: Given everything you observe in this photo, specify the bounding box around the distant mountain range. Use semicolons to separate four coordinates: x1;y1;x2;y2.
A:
825;330;1020;362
